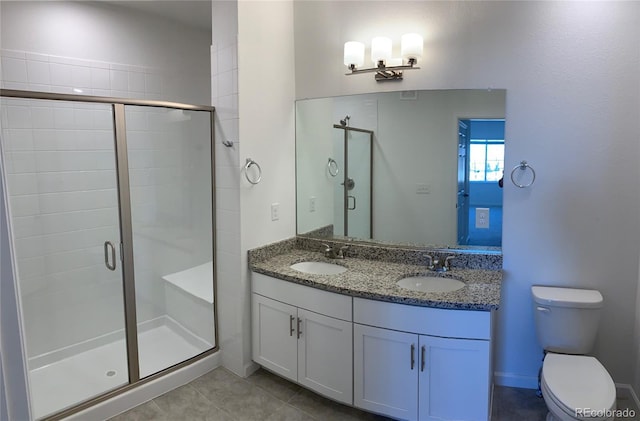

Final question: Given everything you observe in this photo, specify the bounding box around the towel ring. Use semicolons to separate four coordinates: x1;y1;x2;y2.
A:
244;158;262;185
510;160;536;188
327;158;339;177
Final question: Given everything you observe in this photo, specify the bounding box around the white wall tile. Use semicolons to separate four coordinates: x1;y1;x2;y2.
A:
110;69;128;91
6;106;32;129
144;73;162;94
26;60;50;85
71;66;91;88
9;195;40;217
90;67;110;90
4;151;37;174
217;70;233;97
1;57;28;82
3;129;34;151
31;107;55;129
49;63;73;87
128;71;145;93
53;107;74;129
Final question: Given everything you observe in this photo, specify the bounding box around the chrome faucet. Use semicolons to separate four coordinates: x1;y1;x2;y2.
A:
424;254;455;272
322;243;350;259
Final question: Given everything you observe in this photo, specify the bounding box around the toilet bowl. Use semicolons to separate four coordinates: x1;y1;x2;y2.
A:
541;353;616;421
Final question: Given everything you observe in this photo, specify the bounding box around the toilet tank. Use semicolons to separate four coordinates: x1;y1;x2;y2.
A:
531;286;603;354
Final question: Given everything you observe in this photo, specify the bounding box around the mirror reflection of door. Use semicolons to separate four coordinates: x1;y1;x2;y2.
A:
457;120;470;244
457;119;505;246
333;125;373;239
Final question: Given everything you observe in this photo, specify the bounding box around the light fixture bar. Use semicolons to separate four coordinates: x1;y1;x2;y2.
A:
345;58;419;82
344;34;423;82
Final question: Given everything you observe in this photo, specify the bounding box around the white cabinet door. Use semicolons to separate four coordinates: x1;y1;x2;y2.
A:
354;323;418;421
418;335;491;421
252;294;298;382
297;308;353;405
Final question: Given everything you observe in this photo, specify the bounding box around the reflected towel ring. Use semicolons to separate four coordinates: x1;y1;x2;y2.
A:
327;158;339;177
244;158;262;185
510;160;536;188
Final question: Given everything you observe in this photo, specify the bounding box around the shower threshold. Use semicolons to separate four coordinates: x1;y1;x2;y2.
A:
28;315;211;419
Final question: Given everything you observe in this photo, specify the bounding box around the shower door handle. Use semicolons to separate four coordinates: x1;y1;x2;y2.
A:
347;195;356;210
104;241;116;271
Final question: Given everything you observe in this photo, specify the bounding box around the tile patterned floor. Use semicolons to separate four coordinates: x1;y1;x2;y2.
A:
110;367;554;421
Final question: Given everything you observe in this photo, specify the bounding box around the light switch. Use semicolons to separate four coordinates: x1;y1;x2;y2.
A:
271;203;280;221
416;183;431;194
475;208;489;229
309;196;316;212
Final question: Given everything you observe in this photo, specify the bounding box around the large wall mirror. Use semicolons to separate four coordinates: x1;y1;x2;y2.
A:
296;89;506;251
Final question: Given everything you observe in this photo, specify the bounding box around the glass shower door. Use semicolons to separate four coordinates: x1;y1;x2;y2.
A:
124;105;215;378
0;98;128;418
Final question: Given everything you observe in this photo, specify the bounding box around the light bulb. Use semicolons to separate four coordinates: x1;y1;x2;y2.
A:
401;33;423;63
371;37;392;65
344;41;365;68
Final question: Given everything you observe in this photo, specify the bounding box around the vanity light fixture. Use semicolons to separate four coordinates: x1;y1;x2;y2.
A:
344;33;423;82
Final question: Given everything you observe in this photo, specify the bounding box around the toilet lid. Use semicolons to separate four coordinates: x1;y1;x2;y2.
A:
543;353;615;416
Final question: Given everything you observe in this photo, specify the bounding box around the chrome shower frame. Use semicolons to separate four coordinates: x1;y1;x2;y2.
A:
0;89;219;421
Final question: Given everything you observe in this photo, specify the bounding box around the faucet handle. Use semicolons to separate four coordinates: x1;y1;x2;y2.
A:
338;245;350;258
423;253;434;268
443;255;455;270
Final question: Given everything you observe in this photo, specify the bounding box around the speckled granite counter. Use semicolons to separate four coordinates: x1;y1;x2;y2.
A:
249;245;502;311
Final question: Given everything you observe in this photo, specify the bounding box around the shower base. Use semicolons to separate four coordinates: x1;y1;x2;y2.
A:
28;315;212;419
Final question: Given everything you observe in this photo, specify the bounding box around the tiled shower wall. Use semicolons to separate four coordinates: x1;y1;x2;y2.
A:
0;48;212;359
211;0;243;375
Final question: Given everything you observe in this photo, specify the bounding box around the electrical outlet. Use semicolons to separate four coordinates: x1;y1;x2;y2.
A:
416;183;431;194
475;208;490;229
271;203;280;221
309;196;316;212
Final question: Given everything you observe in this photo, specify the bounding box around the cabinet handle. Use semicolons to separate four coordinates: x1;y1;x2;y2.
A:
410;344;415;370
421;345;426;372
289;315;295;337
297;317;302;339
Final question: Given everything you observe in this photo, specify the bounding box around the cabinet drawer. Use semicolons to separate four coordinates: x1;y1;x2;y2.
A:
252;272;352;321
353;297;492;340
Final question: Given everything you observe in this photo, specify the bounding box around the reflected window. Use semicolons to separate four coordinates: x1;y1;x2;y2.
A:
469;139;504;182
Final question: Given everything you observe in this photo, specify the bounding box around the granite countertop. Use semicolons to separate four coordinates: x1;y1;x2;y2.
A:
250;249;502;311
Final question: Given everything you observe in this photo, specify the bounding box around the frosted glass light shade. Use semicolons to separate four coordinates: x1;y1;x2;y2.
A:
371;37;392;64
344;41;365;68
401;33;423;61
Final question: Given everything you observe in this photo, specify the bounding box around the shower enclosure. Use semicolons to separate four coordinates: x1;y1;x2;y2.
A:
332;124;373;239
0;89;217;420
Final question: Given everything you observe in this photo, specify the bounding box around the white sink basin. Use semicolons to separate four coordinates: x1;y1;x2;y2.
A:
290;261;347;275
397;276;465;293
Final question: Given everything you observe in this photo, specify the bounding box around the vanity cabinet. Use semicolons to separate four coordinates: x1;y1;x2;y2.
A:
251;272;495;420
353;297;493;421
251;273;353;405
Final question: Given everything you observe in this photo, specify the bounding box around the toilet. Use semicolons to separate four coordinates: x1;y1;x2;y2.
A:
531;286;616;421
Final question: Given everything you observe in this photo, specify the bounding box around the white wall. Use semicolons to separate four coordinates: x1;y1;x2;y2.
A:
0;1;210;104
238;0;296;375
294;1;640;388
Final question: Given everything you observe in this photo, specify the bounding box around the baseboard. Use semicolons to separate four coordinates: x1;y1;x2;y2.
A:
494;372;538;389
615;383;640;411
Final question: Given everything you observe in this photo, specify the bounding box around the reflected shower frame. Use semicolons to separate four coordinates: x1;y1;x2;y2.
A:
332;124;374;238
0;89;219;421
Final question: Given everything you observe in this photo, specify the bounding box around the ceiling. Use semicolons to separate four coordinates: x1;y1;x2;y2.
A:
107;1;212;31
